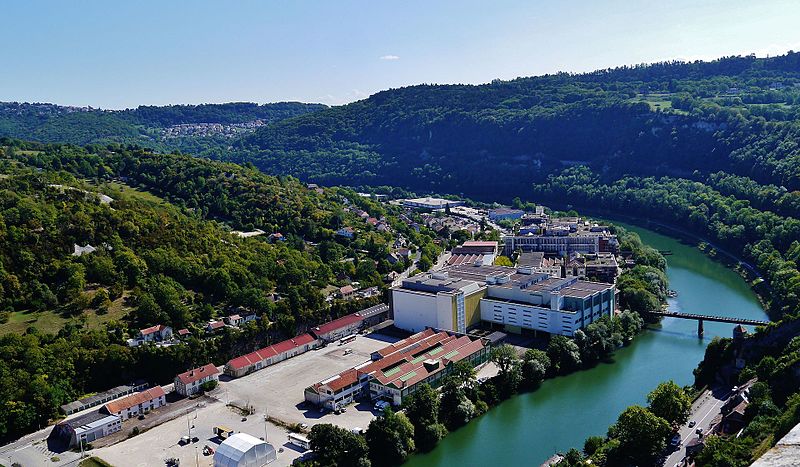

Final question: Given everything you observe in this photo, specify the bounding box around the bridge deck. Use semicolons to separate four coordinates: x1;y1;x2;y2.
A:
649;310;769;326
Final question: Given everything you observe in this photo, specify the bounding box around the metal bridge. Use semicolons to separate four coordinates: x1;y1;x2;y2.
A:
648;310;770;337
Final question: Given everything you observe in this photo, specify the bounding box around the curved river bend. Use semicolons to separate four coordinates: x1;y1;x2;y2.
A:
406;222;768;467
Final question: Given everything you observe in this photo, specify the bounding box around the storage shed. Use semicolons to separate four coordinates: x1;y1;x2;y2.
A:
213;433;277;467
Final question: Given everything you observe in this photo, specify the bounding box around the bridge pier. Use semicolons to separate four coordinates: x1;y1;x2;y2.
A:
698;319;704;338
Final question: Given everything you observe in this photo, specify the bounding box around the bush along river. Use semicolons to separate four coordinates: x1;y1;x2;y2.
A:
405;222;768;467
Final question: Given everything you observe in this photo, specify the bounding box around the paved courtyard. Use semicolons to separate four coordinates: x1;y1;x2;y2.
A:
223;332;398;431
93;400;306;467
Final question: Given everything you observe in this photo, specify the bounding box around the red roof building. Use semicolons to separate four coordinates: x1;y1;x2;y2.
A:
311;313;364;342
174;363;220;396
224;333;319;378
305;329;489;409
103;386;166;420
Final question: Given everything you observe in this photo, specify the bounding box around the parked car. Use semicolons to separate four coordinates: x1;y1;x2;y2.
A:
670;434;681;447
688;420;696;428
696;427;704;435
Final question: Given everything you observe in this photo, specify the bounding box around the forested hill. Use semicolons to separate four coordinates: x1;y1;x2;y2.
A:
0;101;325;153
236;52;800;198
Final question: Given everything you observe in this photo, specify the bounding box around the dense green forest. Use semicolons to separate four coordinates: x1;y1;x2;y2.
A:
0;141;445;441
4;54;800;198
229;52;800;196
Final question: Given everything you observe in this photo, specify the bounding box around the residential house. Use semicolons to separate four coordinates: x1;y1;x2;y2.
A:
206;320;225;334
139;325;173;343
103;387;166;421
177;328;191;338
268;233;285;243
336;227;355;239
339;285;356;299
225;314;244;327
174;363;220;396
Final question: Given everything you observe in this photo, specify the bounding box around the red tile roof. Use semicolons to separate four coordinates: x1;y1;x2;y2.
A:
104;386;166;414
176;363;219;385
140;324;168;335
226;333;317;371
340;285;355;295
462;241;498;247
207;321;225;330
309;330;486;396
177;328;190;336
312;313;364;337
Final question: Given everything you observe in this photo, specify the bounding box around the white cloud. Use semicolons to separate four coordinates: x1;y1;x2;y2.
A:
379;55;400;61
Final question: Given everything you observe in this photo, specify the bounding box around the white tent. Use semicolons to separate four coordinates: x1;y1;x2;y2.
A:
213;433;277;467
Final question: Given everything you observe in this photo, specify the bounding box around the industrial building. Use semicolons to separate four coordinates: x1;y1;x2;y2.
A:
310;312;364;342
488;208;525;221
50;411;122;448
503;217;619;256
402;197;465;210
391;264;615;336
224;333;319;378
102;386;167;420
60;382;147;415
305;329;489;409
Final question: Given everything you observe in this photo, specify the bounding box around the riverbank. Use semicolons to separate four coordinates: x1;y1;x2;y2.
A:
548;205;773;313
404;221;768;467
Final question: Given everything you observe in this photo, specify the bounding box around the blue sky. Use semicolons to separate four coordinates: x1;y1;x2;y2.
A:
2;0;799;108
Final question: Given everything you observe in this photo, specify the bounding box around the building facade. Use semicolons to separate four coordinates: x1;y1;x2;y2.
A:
51;412;122;448
391;264;615;336
103;387;166;420
305;329;489;409
174;363;220;396
224;333;319;378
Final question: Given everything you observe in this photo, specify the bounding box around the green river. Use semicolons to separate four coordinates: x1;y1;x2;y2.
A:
406;222;768;467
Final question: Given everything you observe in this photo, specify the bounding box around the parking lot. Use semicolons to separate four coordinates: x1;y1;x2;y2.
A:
92;333;397;466
93;399;306;467
223;332;398;431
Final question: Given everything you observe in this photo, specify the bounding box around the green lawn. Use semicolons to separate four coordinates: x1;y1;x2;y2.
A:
97;181;166;205
0;292;132;336
78;457;114;467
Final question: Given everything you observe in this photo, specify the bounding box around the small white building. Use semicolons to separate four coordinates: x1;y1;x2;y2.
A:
174;363;220;397
52;412;122;448
138;324;173;342
214;433;277;467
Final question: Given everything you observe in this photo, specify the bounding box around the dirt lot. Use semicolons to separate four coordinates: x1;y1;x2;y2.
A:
223;332;398;431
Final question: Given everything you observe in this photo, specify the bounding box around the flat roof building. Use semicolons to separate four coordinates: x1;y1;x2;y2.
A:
50;411;122;448
402;197;465;210
503;217;618;256
391;263;615;336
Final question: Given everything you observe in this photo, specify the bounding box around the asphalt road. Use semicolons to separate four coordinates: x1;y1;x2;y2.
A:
663;387;732;467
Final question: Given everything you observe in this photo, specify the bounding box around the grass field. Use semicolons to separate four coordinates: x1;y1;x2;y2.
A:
97;181;166;205
0;292;132;336
78;457;114;467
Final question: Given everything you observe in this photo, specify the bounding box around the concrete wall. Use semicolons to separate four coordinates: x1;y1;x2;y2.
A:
392;289;456;332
